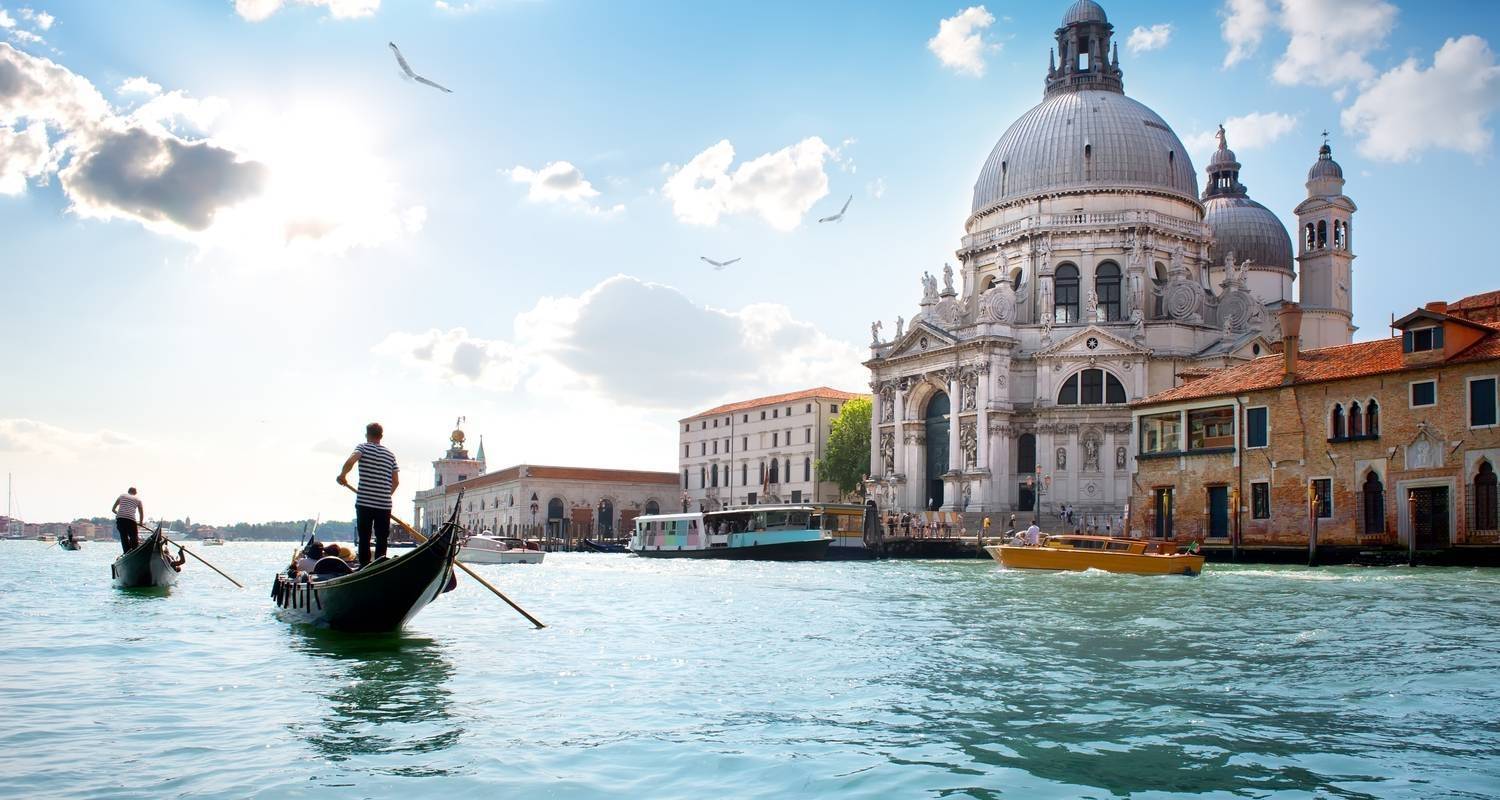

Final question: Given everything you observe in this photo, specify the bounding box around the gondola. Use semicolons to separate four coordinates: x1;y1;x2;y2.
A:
271;512;461;633
581;538;628;553
111;525;180;588
57;538;82;551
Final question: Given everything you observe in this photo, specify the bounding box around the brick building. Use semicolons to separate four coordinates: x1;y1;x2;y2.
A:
1127;295;1500;559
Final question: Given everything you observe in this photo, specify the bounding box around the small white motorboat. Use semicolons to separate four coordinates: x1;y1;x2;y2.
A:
459;534;545;565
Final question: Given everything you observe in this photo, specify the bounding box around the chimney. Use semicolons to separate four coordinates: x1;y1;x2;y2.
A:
1425;300;1449;314
1278;302;1303;382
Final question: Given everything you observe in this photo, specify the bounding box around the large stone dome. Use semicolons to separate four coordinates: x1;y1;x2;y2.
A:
971;90;1200;216
1204;196;1294;272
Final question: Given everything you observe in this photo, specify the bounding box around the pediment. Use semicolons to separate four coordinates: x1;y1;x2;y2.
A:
882;321;960;360
1033;326;1150;360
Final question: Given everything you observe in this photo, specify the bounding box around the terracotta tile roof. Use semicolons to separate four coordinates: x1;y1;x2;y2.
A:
445;464;678;493
1451;290;1500;311
1137;331;1500;406
685;387;866;420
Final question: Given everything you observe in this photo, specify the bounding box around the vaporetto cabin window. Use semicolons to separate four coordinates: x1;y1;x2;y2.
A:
1058;368;1126;405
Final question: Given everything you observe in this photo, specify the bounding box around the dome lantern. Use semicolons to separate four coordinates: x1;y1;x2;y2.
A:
1202;123;1294;274
1047;0;1123;97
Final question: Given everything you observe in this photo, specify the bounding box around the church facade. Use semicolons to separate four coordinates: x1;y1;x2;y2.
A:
866;0;1358;521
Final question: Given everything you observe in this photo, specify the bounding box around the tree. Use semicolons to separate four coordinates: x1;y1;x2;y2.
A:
816;396;872;498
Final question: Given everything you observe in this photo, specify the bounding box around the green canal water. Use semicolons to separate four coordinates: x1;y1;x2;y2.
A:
2;542;1497;799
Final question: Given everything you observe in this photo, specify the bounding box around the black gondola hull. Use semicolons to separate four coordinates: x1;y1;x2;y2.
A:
271;524;458;633
111;529;179;589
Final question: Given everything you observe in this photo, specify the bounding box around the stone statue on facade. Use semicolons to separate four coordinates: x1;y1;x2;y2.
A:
871;319;883;345
1056;447;1067;470
921;272;938;303
960;420;978;469
880;386;895;423
880;430;895;475
942;262;955;294
894;315;904;339
1086;288;1100;322
1115;445;1127;470
1083;436;1100;472
960;369;979;412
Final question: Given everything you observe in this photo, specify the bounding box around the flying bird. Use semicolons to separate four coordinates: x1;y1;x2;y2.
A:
388;42;453;94
818;195;853;223
700;256;741;270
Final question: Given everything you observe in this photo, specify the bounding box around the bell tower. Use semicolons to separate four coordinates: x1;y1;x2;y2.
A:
1295;136;1356;348
432;417;484;488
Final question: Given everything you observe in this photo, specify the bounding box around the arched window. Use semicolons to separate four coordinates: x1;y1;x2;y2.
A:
1010;267;1024;291
1017;433;1037;474
1333;220;1346;250
804;457;812;482
769;459;780;484
1095;261;1121;321
682;469;688;489
1305;223;1316;251
700;466;706;488
1349;401;1363;437
1317;220;1327;249
645;500;660;515
1476;461;1498;532
1362;472;1385;535
982;275;997;293
1057;369;1127;405
759;462;766;484
1367;399;1380;436
710;464;718;487
1054;264;1080;324
741;463;747;486
1330;404;1346;440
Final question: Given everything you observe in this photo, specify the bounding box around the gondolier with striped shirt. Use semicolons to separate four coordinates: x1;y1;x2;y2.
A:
337;422;400;567
111;487;145;554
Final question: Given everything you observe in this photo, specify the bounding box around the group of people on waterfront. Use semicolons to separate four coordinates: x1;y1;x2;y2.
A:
110;422;402;577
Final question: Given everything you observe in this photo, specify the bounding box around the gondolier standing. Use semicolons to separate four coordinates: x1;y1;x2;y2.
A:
111;487;144;553
337;422;400;567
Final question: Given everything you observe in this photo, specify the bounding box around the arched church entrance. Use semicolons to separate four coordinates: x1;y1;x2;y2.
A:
924;391;950;510
597;499;615;537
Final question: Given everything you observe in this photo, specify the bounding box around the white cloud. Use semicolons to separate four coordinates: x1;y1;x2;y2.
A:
1184;111;1299;156
234;0;379;21
119;76;162;97
376;275;868;411
1220;0;1272;68
1272;0;1397;87
1128;24;1173;54
928;6;996;77
1342;35;1500;162
0;43;422;257
0;419;140;457
662;137;835;231
506;160;623;215
434;0;489;12
18;8;53;30
867;177;886;199
0;9;13;28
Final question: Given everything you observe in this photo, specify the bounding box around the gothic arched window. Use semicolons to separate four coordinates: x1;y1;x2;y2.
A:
1349;401;1363;438
1362;471;1385;535
1330;404;1346;440
1366;399;1380;436
1095;261;1121;321
1055;264;1080;324
1476;461;1498;531
1058;369;1127;405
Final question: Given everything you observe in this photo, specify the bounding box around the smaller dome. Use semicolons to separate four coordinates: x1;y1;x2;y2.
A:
1308;142;1343;181
1062;0;1108;26
1205;196;1295;273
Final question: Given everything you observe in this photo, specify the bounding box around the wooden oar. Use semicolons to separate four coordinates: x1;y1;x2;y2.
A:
341;485;545;629
160;534;245;588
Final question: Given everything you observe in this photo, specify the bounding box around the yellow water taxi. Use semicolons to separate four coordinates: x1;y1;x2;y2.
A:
985;535;1205;576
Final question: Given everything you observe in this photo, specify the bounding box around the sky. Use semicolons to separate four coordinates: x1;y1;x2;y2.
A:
2;0;1498;524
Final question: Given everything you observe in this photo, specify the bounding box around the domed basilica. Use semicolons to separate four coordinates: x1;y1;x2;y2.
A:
866;0;1357;520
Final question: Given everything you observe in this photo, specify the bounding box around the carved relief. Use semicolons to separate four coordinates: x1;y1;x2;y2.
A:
979;278;1017;324
880;431;895;475
934;296;962;328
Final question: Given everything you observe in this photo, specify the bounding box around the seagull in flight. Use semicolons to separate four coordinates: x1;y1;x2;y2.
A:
700;256;741;270
388;42;453;94
818;195;853;224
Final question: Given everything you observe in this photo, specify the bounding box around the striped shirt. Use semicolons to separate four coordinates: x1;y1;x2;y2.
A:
353;442;399;509
115;494;141;520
